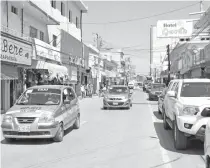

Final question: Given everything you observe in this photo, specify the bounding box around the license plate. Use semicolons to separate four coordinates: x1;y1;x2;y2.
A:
113;102;118;105
18;125;31;132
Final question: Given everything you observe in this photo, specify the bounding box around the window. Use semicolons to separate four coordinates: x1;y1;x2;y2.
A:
180;82;210;97
17;88;61;105
61;2;65;16
69;10;72;22
11;6;18;15
30;26;38;38
52;35;57;47
63;88;75;102
40;31;44;41
108;87;128;94
51;1;56;8
171;82;178;91
174;83;179;96
76;17;79;28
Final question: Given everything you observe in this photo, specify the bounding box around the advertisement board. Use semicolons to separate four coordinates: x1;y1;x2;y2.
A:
34;38;61;62
157;20;193;38
1;36;32;65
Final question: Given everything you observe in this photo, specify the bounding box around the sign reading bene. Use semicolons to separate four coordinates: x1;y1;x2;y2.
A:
157;20;193;38
1;36;32;65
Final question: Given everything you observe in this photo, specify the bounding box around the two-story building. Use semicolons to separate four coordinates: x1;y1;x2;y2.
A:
1;1;59;113
0;0;88;113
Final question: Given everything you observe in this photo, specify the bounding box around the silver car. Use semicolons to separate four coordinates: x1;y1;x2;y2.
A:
103;85;132;109
1;85;80;142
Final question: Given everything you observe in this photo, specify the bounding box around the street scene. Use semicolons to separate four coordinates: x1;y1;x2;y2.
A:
1;1;210;168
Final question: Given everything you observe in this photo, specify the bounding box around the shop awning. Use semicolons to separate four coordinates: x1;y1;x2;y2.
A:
1;64;18;80
26;60;69;82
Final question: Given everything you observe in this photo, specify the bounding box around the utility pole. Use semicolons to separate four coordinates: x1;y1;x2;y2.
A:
167;44;170;84
150;26;153;76
93;33;102;94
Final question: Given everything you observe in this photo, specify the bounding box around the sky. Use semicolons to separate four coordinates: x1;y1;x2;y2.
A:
82;1;210;75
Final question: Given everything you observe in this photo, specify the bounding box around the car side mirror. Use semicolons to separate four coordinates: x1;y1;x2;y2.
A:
64;100;70;104
167;91;176;98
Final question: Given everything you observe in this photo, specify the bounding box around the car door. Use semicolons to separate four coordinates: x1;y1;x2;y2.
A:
62;88;71;129
167;82;179;120
67;88;78;125
164;81;176;115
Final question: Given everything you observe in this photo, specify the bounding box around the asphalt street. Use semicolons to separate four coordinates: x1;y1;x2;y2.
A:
1;90;205;168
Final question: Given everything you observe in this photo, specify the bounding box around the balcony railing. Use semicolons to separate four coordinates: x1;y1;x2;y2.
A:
1;25;32;42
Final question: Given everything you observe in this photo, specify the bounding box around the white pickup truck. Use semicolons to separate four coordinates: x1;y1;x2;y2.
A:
163;78;210;150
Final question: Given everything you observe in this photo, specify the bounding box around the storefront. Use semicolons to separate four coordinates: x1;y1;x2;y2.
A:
1;34;32;113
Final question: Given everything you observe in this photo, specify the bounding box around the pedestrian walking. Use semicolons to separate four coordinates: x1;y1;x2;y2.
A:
81;84;85;98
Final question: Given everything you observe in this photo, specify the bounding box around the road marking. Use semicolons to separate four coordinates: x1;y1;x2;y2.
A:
144;93;173;168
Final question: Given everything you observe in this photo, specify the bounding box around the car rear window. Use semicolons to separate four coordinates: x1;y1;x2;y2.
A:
181;82;210;97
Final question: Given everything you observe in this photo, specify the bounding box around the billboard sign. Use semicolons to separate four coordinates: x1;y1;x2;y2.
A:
157;20;193;38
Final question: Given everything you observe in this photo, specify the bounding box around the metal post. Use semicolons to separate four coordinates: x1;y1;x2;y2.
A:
167;44;171;84
150;26;153;76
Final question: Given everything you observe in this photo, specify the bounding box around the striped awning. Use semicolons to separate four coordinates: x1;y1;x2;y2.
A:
0;72;18;80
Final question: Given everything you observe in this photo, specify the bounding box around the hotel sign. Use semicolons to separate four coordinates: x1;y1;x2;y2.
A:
157;20;193;38
1;36;32;65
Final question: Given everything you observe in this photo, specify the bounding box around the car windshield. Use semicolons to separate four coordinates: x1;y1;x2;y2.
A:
109;87;128;94
181;82;210;97
152;84;165;89
17;88;61;105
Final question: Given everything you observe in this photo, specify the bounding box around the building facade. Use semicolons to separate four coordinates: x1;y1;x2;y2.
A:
1;0;88;113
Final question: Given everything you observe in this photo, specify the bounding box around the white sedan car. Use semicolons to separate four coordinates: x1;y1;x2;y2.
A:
205;119;210;168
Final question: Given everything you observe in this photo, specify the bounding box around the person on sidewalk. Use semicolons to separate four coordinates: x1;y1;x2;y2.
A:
81;85;85;98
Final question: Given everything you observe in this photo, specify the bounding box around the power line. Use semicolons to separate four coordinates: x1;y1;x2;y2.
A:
83;2;199;25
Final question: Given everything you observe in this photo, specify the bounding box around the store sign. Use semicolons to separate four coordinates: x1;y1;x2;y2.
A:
1;36;32;65
70;66;77;81
157;20;193;38
34;38;61;63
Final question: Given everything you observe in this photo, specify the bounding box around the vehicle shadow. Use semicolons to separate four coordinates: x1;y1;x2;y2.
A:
153;111;163;120
101;108;129;111
1;138;54;145
1;127;74;145
153;122;204;155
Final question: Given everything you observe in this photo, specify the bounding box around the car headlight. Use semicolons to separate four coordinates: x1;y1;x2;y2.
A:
104;95;108;100
38;113;55;123
2;115;13;123
122;96;129;100
181;106;199;116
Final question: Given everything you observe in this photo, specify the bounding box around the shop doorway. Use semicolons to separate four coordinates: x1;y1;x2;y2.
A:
10;80;15;107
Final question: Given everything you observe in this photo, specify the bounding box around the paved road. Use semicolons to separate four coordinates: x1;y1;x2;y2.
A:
1;90;205;168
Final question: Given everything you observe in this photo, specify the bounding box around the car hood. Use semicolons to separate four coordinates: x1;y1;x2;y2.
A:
151;88;164;92
106;93;128;98
5;105;59;117
179;97;210;106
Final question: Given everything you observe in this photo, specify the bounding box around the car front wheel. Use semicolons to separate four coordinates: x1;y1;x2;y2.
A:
53;123;64;142
173;120;187;150
163;110;170;130
73;114;80;129
206;156;210;168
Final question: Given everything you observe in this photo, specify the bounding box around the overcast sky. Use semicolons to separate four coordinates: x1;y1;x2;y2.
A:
83;1;210;75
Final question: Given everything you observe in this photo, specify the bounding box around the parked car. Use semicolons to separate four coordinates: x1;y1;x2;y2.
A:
137;82;143;88
205;119;210;168
163;78;210;150
158;87;168;115
148;83;166;101
145;83;152;93
128;82;134;89
103;85;132;109
1;85;80;142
